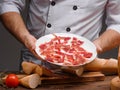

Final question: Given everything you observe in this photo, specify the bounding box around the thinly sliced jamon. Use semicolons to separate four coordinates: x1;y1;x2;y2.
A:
39;34;92;66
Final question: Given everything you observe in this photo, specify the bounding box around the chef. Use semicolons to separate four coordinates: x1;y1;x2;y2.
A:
0;0;120;70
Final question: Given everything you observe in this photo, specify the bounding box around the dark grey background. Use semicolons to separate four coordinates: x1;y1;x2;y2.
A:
0;2;118;71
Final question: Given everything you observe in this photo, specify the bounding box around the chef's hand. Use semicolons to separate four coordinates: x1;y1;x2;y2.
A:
93;40;102;54
23;34;42;60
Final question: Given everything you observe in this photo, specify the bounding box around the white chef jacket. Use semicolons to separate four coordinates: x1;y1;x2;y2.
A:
0;0;120;67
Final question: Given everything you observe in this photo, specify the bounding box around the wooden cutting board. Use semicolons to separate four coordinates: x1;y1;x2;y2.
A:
41;71;105;84
2;71;105;85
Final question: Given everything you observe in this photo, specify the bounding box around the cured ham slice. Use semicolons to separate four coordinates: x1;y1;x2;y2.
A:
38;34;93;66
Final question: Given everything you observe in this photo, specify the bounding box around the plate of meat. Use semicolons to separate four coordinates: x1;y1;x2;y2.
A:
35;33;97;67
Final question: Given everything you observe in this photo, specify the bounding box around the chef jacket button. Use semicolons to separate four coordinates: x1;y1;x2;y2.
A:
47;23;52;28
73;5;78;10
66;27;71;32
51;1;56;6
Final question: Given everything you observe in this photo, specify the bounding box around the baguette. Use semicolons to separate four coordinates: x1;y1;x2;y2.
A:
21;61;37;74
101;58;118;75
84;58;118;75
19;74;41;89
110;76;120;90
34;65;56;76
21;61;55;76
84;58;107;71
61;66;84;77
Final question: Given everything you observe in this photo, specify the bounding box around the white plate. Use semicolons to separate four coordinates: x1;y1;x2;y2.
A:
35;33;97;67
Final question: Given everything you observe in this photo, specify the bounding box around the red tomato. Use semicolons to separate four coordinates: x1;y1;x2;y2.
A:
5;74;19;88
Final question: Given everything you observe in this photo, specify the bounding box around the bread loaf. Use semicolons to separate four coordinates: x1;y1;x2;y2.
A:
22;61;37;74
110;76;120;90
61;66;84;77
19;74;41;89
84;58;107;71
84;58;118;75
21;61;55;76
101;58;118;75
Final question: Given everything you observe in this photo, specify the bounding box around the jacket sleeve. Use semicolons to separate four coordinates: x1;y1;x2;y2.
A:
106;0;120;33
0;0;26;15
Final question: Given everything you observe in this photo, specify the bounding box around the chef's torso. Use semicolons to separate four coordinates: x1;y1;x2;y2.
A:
27;0;108;41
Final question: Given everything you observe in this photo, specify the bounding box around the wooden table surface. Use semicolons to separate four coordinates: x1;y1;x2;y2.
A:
0;75;117;90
